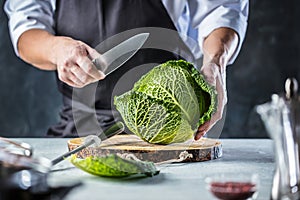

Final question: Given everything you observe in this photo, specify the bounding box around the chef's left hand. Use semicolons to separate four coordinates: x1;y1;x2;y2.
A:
194;62;227;140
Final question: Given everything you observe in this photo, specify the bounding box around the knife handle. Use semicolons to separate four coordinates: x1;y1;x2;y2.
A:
92;57;107;72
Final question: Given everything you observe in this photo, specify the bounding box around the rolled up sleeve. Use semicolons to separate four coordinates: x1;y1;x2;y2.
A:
4;0;55;56
189;0;249;64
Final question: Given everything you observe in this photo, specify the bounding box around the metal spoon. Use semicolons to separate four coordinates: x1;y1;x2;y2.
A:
51;121;125;165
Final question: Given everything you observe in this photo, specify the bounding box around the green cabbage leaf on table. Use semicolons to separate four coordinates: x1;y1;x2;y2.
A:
114;60;217;144
70;154;159;177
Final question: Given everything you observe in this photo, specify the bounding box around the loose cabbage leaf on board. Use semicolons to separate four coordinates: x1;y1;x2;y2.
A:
114;60;217;144
70;154;159;177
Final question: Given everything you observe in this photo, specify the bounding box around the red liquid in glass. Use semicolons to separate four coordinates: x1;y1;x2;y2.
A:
210;182;256;200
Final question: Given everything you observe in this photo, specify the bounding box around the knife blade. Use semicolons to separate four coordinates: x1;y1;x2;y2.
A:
92;33;149;76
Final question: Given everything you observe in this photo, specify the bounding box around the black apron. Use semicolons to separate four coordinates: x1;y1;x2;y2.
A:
47;0;193;137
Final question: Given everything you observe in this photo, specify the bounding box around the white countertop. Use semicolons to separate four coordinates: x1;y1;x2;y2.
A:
18;138;275;200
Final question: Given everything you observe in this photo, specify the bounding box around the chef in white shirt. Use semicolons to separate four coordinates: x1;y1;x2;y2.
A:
4;0;248;139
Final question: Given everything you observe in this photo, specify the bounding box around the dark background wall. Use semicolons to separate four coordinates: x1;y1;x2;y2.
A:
224;0;300;138
0;0;299;138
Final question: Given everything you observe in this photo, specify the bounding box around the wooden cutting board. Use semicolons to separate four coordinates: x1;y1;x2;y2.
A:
67;134;222;163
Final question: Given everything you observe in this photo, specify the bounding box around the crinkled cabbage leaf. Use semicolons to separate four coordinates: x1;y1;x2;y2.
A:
114;60;216;144
70;154;159;177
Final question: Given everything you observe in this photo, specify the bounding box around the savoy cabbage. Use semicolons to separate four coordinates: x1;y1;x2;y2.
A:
114;60;216;144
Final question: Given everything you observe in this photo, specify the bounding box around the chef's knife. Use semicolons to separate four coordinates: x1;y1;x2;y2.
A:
92;33;149;75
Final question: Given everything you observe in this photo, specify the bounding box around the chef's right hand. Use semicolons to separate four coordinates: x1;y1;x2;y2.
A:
53;37;106;88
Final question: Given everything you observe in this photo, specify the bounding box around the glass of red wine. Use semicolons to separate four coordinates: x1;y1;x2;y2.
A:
206;173;259;200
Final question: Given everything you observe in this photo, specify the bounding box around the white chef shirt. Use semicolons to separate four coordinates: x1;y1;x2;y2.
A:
4;0;248;65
